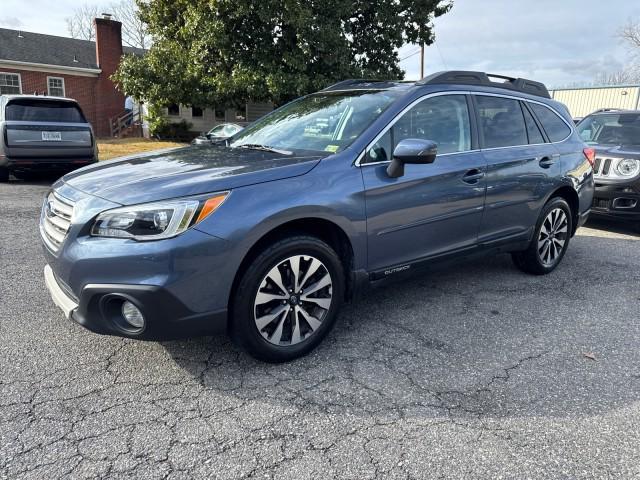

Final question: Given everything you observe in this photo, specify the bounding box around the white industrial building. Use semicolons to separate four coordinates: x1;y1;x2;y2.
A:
550;85;640;118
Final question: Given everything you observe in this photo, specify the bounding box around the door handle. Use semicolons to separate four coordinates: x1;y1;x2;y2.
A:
539;156;557;169
462;169;485;184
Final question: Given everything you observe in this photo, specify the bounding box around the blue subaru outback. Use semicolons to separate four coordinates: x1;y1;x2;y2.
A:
41;71;595;362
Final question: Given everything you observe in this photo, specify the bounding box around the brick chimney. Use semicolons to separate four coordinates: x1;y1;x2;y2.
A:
93;14;125;137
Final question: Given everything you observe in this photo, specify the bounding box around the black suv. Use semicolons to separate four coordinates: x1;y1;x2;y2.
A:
0;95;97;181
576;109;640;230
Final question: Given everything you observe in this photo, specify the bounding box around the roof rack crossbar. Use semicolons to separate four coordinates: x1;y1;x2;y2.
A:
417;71;551;99
321;79;402;91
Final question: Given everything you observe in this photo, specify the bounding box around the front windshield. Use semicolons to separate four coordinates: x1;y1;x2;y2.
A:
229;90;402;153
577;113;640;147
208;125;226;135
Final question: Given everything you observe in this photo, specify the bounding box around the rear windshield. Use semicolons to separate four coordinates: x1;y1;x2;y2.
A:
5;100;86;123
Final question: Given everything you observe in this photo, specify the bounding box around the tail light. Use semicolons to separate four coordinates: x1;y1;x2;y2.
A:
583;147;596;167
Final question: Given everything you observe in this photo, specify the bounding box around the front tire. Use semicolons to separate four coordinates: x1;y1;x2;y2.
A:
0;167;9;182
231;235;345;362
512;197;573;275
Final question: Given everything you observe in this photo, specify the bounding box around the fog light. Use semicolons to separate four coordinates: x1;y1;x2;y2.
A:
121;301;145;329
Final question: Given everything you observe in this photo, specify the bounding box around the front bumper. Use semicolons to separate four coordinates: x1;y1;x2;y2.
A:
44;264;227;340
4;156;97;172
591;182;640;221
44;264;78;319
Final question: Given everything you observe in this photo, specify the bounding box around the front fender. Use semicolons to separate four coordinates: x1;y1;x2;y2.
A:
194;157;368;271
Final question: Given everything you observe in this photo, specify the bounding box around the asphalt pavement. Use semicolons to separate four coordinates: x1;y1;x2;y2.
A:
1;179;639;479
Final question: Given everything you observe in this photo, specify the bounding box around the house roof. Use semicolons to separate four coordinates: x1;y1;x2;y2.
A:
0;27;145;71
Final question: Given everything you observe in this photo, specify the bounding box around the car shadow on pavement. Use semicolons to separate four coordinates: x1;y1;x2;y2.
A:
7;173;60;186
584;217;639;238
162;230;640;423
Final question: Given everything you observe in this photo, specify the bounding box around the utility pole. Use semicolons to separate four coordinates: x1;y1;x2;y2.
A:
420;43;425;79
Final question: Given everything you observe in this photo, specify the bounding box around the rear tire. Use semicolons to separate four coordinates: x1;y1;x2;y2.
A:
512;197;573;275
0;167;9;182
230;235;345;363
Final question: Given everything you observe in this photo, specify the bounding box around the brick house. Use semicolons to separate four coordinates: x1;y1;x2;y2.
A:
0;16;142;137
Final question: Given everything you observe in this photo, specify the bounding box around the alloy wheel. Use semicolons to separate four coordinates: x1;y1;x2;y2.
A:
254;255;333;346
537;207;568;266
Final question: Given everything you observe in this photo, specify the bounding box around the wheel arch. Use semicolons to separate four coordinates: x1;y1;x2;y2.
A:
546;185;580;235
228;217;356;324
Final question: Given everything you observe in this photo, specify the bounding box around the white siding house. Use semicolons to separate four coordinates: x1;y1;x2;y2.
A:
164;102;274;133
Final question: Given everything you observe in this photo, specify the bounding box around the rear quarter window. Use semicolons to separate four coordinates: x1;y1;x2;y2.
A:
5;100;86;123
530;103;571;143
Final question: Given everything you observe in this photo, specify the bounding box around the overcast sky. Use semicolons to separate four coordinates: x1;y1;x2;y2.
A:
1;0;639;88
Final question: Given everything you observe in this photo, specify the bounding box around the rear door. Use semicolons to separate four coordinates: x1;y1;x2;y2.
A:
475;95;558;243
3;99;93;159
361;93;487;273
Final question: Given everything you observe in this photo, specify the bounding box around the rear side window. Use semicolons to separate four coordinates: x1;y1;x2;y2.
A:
521;103;545;144
6;100;86;123
476;96;527;148
530;104;571;142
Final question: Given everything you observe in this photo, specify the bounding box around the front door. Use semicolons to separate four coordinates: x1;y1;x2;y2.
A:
361;94;487;273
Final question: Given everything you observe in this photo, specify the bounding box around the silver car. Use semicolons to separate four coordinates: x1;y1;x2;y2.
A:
192;123;244;145
0;95;97;181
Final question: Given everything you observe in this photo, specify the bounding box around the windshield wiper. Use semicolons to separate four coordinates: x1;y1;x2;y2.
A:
234;144;292;155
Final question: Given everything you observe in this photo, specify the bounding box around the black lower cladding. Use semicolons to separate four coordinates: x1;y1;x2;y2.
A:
71;284;227;340
591;182;640;220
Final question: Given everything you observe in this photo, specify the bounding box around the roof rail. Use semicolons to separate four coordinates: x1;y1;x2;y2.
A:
417;71;551;99
590;108;626;114
322;79;403;91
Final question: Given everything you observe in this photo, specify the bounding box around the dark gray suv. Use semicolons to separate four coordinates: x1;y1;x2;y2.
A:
41;71;595;362
0;95;97;181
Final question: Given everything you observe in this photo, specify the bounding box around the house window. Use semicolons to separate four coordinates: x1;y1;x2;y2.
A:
167;103;180;116
0;72;21;94
214;107;225;122
47;77;65;97
191;106;203;117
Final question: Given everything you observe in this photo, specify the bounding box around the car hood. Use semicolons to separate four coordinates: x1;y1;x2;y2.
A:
61;145;324;205
593;145;640;160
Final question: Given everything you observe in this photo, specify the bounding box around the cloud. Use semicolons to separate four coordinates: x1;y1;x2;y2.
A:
0;16;24;28
399;0;640;87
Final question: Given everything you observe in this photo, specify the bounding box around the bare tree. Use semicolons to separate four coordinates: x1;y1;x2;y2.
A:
595;68;640;86
619;18;640;50
65;0;150;49
618;18;640;69
109;0;150;49
66;4;100;41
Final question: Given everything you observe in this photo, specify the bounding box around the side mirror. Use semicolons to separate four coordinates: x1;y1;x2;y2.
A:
386;139;438;178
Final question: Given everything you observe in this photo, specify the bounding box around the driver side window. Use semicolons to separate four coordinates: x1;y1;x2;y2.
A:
365;94;471;164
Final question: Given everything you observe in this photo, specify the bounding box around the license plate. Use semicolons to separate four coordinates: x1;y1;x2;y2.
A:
42;131;62;141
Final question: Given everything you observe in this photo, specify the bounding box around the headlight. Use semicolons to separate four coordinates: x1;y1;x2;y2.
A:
616;159;640;177
91;192;228;240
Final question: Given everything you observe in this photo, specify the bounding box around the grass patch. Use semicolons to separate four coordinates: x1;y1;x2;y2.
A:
98;138;186;161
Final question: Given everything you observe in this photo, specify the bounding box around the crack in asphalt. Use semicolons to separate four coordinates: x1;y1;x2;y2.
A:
2;183;640;478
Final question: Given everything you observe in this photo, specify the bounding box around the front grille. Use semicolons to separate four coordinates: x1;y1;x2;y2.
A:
593;157;602;174
592;197;610;210
594;157;621;178
40;192;74;253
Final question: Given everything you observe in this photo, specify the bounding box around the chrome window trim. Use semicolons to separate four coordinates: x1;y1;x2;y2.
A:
355;90;574;167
